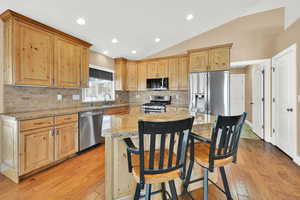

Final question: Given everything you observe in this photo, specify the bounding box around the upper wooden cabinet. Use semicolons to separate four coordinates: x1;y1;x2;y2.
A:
168;58;179;90
209;47;230;71
0;9;92;88
80;47;90;88
126;61;138;91
54;37;81;88
178;56;189;90
189;51;209;72
138;62;147;91
189;44;232;72
115;58;127;91
146;61;159;78
158;59;169;78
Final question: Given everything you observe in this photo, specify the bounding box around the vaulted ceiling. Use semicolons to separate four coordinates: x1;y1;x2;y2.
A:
0;0;297;60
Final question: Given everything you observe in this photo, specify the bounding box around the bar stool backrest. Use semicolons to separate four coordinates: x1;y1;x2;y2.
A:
209;113;247;170
138;117;194;185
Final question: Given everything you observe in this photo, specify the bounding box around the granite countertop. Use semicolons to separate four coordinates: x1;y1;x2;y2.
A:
102;107;215;138
0;104;130;121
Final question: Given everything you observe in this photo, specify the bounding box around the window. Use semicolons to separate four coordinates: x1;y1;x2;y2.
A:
82;66;115;102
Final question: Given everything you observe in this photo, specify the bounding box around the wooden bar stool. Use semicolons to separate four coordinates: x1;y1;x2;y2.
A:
124;117;194;200
183;113;247;200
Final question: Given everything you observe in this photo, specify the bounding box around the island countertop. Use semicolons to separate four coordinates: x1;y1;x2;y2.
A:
102;106;215;138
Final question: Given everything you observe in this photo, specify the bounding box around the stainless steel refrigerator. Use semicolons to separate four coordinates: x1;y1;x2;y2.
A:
189;71;230;116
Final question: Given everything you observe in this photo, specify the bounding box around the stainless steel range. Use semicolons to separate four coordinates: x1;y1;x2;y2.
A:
141;95;171;113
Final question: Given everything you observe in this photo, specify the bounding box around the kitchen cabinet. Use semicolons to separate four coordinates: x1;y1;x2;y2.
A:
80;47;90;88
0;9;92;88
158;59;169;77
55;122;78;160
54;37;81;88
13;20;54;86
1;112;79;183
115;58;127;91
20;127;55;175
209;47;230;71
104;106;129;115
178;56;189;90
138;62;147;91
189;51;209;72
168;58;179;90
189;44;232;72
126;61;138;91
146;61;159;78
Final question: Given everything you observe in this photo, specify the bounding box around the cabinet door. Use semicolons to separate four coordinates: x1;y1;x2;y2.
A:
168;58;179;90
20;127;55;175
178;56;189;90
138;62;147;91
189;51;209;72
209;47;230;71
15;21;54;86
126;62;138;91
158;59;169;78
80;47;89;88
54;37;81;88
147;61;158;78
115;59;127;91
55;123;78;160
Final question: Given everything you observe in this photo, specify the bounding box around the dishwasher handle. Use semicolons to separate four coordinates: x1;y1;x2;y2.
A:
80;111;103;117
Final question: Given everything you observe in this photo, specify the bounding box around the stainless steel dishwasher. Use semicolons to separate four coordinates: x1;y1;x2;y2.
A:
79;110;104;152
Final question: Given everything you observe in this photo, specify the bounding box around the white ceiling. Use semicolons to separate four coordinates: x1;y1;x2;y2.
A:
0;0;295;60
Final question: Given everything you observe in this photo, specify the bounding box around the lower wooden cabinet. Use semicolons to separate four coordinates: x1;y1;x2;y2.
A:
55;122;78;160
20;127;55;175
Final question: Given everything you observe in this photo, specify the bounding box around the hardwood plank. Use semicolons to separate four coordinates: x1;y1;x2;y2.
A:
1;140;300;200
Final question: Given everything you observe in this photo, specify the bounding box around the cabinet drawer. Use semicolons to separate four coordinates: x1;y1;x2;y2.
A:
55;114;78;125
104;106;129;115
20;117;54;131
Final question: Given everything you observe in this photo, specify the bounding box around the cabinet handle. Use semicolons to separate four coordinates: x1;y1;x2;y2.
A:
64;117;72;120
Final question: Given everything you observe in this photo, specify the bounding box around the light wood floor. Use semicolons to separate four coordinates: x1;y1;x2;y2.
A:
1;139;300;200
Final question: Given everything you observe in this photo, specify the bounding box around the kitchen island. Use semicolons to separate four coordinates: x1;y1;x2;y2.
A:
103;106;217;200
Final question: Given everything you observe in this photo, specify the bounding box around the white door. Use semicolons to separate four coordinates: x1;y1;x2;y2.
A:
272;44;297;158
230;74;245;115
252;66;264;139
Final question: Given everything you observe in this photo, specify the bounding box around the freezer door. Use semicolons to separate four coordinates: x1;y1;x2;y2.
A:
189;72;208;113
208;71;230;116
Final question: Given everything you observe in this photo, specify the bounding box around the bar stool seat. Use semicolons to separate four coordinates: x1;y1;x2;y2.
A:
131;150;181;184
194;143;233;168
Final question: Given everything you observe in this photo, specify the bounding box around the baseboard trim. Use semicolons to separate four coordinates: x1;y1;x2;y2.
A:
293;156;300;166
245;120;253;128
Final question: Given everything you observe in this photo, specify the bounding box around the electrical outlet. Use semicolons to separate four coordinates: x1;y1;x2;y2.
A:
57;94;63;101
176;95;179;100
72;95;80;100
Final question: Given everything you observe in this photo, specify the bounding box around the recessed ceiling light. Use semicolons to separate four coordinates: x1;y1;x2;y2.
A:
76;17;86;25
112;38;119;43
103;50;108;55
131;50;137;54
186;14;194;21
155;38;161;43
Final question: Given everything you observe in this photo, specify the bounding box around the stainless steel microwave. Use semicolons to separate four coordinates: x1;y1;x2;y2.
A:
146;78;169;90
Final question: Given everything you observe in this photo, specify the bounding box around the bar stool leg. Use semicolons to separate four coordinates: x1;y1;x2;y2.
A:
145;184;152;200
203;168;209;200
134;183;141;200
161;183;167;200
220;167;233;200
169;180;178;200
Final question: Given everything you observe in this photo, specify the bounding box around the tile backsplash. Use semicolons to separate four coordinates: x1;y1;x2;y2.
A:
3;86;129;113
3;85;187;113
129;90;188;105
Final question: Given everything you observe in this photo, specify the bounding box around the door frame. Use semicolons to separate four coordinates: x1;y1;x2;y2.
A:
271;43;298;162
251;64;265;140
231;59;271;142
